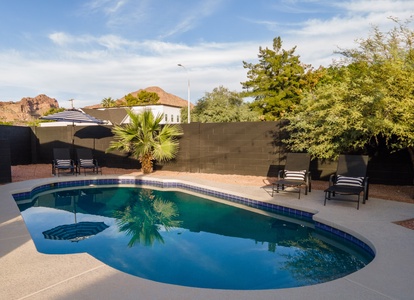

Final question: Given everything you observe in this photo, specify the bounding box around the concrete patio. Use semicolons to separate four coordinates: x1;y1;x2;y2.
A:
1;170;413;299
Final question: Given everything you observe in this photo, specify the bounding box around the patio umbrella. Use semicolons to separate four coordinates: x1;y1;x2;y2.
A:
42;221;109;242
41;109;106;148
74;125;114;150
40;109;106;124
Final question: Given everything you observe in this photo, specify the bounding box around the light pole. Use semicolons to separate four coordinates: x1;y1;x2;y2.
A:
177;64;191;123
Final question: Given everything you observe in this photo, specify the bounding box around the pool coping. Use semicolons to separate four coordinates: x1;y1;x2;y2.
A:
1;174;414;300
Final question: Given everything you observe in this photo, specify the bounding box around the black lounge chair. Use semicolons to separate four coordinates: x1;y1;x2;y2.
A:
272;153;311;199
324;155;369;210
52;148;76;177
76;148;102;175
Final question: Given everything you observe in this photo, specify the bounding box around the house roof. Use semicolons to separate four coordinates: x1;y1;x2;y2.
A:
118;86;191;108
83;108;128;125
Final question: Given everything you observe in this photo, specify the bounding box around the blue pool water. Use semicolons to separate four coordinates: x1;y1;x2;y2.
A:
17;186;373;290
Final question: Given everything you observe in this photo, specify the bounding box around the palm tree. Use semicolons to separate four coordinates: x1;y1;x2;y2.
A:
101;97;116;108
106;109;183;173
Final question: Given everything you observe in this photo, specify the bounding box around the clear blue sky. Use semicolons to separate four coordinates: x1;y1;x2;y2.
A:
0;0;412;108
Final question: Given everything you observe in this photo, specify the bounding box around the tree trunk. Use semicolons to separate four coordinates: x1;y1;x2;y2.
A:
140;153;153;174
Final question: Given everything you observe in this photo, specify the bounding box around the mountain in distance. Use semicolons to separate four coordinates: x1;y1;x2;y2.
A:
0;94;59;124
0;86;190;124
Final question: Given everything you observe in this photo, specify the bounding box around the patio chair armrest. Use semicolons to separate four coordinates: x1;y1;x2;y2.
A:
277;169;284;180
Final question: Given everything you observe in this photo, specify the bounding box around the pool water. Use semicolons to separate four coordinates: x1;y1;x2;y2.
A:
17;186;373;290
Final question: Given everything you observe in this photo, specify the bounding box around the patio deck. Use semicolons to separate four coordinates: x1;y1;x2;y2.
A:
1;166;413;299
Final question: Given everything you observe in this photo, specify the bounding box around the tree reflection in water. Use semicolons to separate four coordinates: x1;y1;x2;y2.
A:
280;236;367;284
114;189;181;247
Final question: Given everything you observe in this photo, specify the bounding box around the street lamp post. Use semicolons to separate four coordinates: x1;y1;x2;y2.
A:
177;64;191;123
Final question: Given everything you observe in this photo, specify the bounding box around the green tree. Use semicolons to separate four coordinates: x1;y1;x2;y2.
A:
284;18;414;169
101;97;116;108
43;107;65;116
124;91;160;106
106;110;183;173
191;86;259;122
39;107;66;125
180;106;189;124
241;37;308;120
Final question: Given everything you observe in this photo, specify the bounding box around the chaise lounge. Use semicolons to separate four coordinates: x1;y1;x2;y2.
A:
76;148;102;175
324;154;369;210
271;153;311;199
52;148;76;177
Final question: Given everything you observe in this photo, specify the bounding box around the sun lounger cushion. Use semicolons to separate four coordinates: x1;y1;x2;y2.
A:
284;170;306;181
79;159;94;166
56;159;72;167
336;175;364;187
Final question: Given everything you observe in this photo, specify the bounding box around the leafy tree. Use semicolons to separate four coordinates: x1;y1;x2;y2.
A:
284;18;414;170
101;97;116;108
124;91;160;106
106;110;183;173
43;107;65;116
241;37;309;120
180;106;189;123
191;86;259;122
39;107;66;124
0;121;13;125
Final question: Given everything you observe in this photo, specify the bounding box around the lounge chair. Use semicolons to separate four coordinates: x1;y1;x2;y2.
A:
52;148;76;177
76;148;102;175
272;153;311;199
324;155;369;209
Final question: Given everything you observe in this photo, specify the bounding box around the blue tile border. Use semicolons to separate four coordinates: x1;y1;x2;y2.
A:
315;221;375;257
12;177;374;258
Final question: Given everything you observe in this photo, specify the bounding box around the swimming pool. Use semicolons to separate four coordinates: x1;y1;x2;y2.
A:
14;179;374;290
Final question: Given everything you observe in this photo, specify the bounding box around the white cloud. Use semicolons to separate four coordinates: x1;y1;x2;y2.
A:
0;36;258;107
2;0;413;108
335;0;414;13
49;32;73;46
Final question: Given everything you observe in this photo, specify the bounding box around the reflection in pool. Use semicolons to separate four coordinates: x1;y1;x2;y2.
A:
17;187;373;290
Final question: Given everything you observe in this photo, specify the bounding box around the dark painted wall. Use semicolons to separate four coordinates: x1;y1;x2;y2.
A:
0;125;33;165
1;123;412;185
31;125;138;170
159;122;285;176
0;139;11;183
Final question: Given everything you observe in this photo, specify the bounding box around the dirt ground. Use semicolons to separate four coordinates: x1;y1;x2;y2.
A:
8;164;414;229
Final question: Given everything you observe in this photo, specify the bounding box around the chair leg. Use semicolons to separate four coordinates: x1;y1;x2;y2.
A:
357;194;360;210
